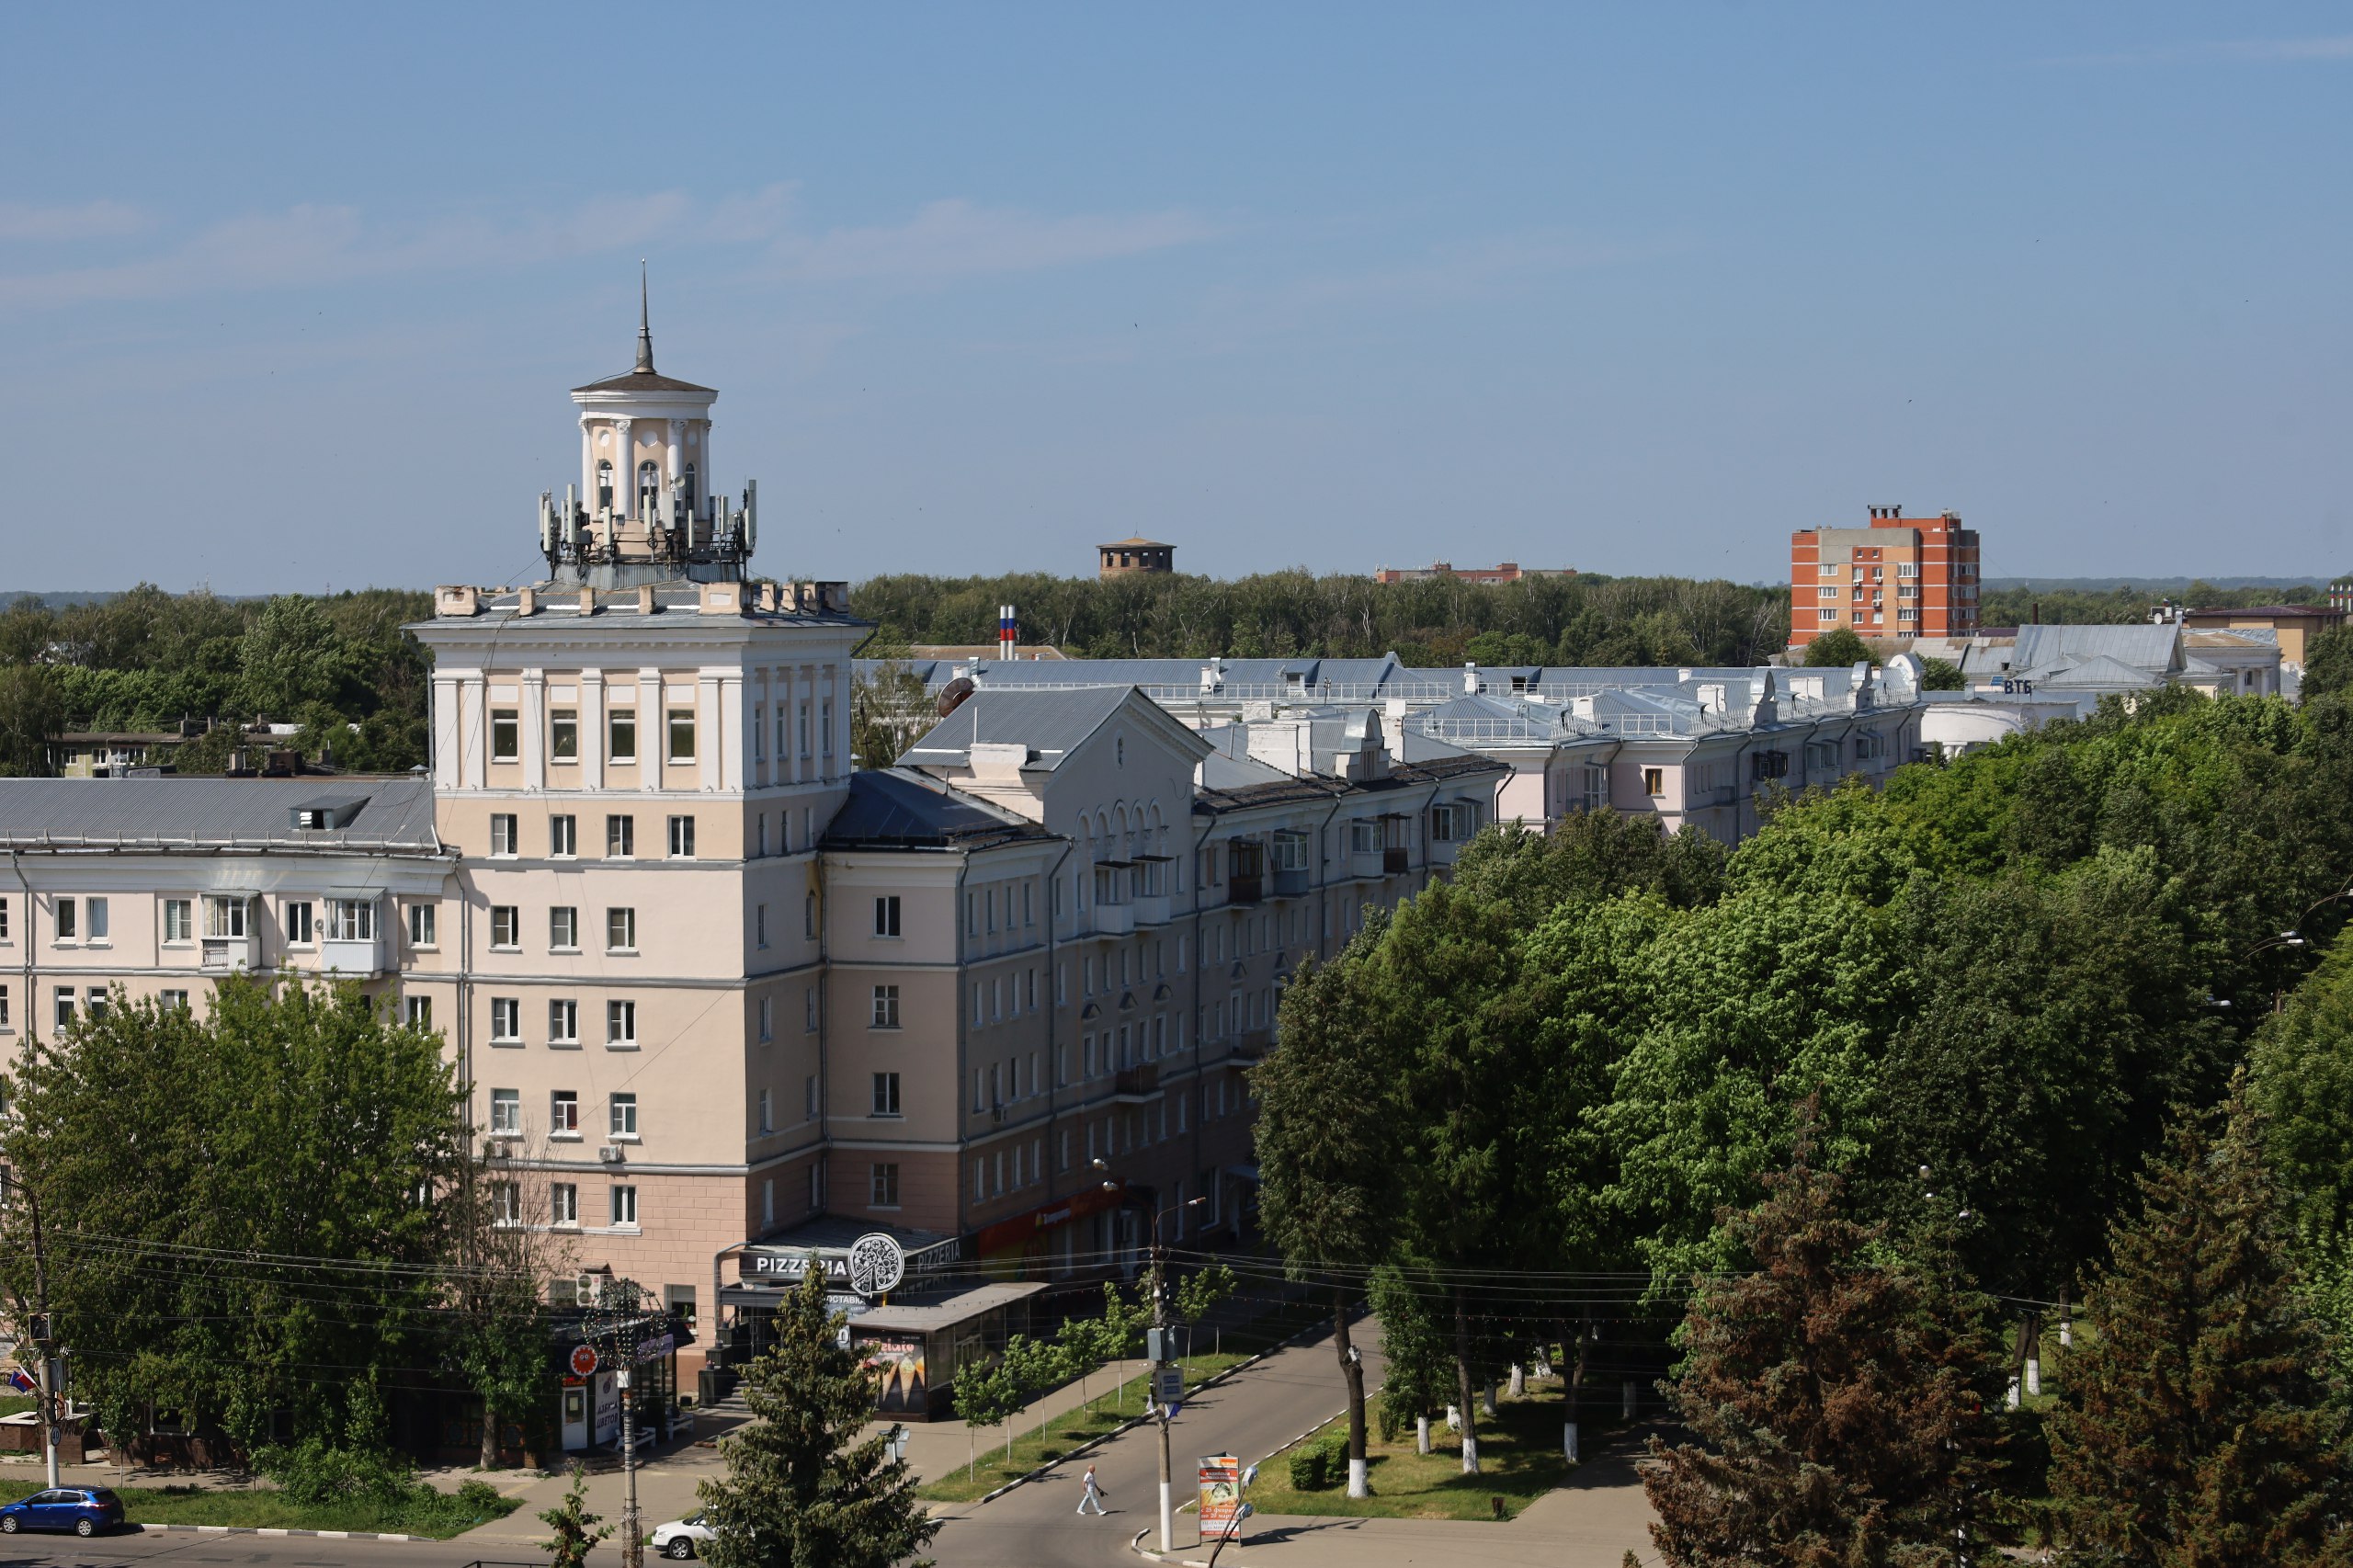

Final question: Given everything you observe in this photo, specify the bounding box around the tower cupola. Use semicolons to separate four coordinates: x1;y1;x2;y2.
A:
539;268;756;587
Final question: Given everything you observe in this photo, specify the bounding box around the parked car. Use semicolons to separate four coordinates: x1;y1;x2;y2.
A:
649;1511;713;1560
0;1486;125;1536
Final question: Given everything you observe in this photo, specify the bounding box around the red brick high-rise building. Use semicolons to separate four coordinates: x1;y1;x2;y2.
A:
1789;505;1981;649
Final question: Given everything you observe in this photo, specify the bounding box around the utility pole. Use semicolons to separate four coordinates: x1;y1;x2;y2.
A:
597;1279;646;1568
27;1186;59;1488
1153;1221;1174;1555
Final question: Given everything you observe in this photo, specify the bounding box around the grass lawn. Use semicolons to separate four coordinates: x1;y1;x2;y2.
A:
110;1482;523;1539
1246;1381;1599;1522
916;1350;1254;1502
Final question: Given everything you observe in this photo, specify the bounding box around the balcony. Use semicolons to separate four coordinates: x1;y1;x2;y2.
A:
1347;849;1387;881
1384;847;1410;876
1227;875;1264;905
1113;1063;1160;1102
1271;867;1310;898
1092;903;1137;937
320;936;388;978
199;936;257;971
1228;1028;1274;1064
1131;892;1172;926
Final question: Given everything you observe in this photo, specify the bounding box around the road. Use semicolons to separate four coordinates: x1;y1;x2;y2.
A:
926;1323;1381;1567
0;1326;1374;1568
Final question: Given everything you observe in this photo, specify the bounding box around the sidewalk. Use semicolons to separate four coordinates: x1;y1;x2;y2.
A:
1131;1426;1662;1568
449;1356;1156;1547
880;1355;1152;1488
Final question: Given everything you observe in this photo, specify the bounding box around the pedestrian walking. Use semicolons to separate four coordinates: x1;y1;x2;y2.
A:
1076;1463;1109;1515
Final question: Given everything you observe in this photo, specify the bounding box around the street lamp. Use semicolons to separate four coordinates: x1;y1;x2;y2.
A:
1095;1157;1209;1553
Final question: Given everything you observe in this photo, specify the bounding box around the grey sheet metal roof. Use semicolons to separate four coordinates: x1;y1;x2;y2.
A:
820;769;1055;852
2013;623;2181;675
0;776;441;852
903;687;1211;772
847;1281;1050;1335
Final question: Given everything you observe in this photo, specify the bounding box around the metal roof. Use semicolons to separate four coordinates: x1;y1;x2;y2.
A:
0;776;441;852
2012;623;2182;676
820;770;1054;852
902;687;1209;772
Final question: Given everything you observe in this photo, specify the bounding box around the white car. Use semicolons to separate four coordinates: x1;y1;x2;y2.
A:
649;1512;714;1560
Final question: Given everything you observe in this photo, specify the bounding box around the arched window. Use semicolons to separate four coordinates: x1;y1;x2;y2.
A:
637;460;660;513
683;462;697;509
597;460;613;511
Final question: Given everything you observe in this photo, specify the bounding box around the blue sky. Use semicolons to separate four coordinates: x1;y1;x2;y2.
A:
5;5;2349;592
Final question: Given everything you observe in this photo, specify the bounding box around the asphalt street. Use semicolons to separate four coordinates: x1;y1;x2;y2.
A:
0;1326;1384;1568
926;1323;1383;1568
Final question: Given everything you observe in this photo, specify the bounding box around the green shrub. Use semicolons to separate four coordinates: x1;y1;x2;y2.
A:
1287;1432;1347;1491
253;1440;419;1506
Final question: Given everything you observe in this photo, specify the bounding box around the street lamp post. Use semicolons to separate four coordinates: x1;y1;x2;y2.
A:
1094;1158;1207;1554
592;1279;649;1568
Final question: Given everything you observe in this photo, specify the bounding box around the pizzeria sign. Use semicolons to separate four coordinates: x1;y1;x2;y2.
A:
743;1233;913;1298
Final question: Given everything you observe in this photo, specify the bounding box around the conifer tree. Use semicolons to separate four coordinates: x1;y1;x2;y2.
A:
698;1267;938;1568
2049;1082;2353;1566
1645;1108;2001;1566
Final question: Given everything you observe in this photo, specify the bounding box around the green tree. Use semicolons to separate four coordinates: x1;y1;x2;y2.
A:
538;1463;612;1568
850;644;934;770
949;1356;1017;1482
1644;1108;2002;1566
2305;625;2353;704
0;664;62;776
0;979;460;1452
1368;1264;1452;1449
1917;655;1966;690
1866;853;2233;1301
1256;947;1394;1495
698;1267;938;1568
1366;882;1559;1473
238;595;358;718
1802;626;1874;667
2049;1082;2353;1565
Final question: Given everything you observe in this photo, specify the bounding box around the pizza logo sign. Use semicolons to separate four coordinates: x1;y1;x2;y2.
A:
569;1344;599;1378
847;1233;906;1298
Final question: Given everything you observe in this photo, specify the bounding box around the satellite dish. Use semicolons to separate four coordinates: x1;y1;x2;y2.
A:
937;677;976;718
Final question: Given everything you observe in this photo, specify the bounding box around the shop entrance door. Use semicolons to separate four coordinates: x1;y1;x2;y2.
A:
561;1385;588;1450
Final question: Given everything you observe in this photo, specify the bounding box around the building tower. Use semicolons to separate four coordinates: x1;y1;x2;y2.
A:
542;270;756;588
1097;538;1176;578
411;301;867;1381
1788;505;1982;649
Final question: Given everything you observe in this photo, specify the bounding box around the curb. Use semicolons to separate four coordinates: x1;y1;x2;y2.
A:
132;1523;420;1540
970;1309;1355;1507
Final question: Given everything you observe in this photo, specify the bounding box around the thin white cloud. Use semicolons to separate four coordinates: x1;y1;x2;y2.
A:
767;199;1222;283
2034;34;2353;66
0;187;1215;309
0;200;149;242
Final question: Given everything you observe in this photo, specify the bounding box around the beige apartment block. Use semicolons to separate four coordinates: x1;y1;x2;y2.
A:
407;575;862;1344
0;778;448;1059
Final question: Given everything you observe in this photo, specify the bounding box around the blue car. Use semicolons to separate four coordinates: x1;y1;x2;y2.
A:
0;1486;125;1536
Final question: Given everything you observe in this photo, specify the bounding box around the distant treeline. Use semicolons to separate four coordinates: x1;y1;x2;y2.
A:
0;585;432;776
848;570;1792;667
1979;580;2332;629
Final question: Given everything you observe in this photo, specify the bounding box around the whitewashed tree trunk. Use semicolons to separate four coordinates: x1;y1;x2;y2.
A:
1347;1457;1368;1498
1482;1381;1497;1418
1461;1432;1479;1475
1445;1404;1460;1431
1416;1415;1430;1454
1563;1422;1579;1463
1506;1364;1525;1399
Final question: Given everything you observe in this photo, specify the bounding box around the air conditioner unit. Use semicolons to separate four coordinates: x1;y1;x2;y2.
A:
597;1144;624;1164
